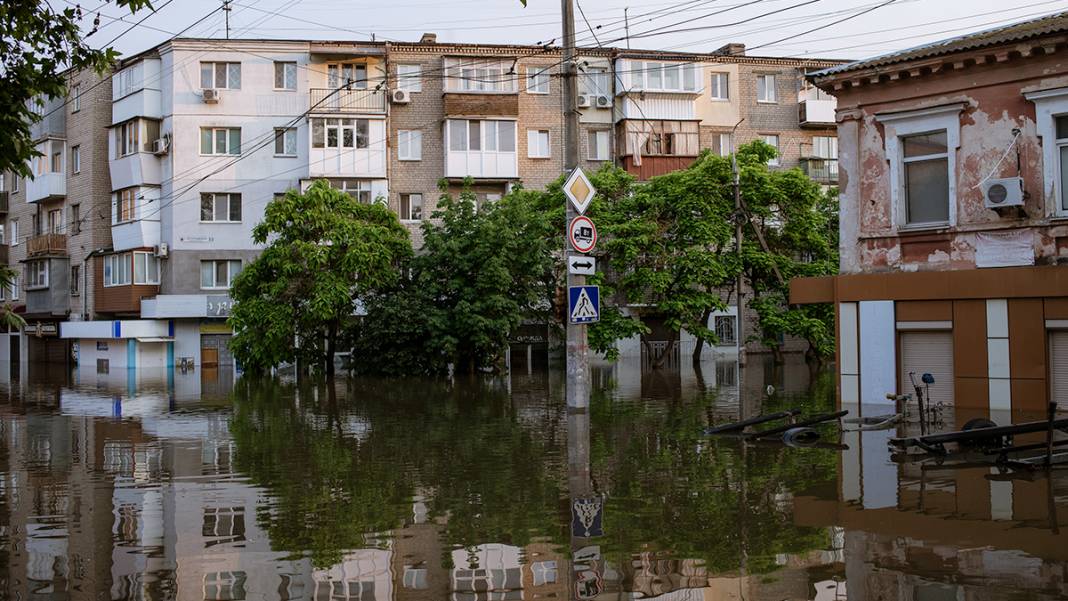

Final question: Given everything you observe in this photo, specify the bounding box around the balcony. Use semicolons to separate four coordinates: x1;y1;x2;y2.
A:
27;233;67;257
25;172;66;202
799;99;837;127
799;157;839;185
110;152;162;190
141;294;233;319
309;88;387;114
0;191;8;213
112;219;160;252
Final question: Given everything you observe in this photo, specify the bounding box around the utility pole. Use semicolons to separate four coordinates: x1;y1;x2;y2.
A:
562;0;589;411
223;0;232;39
732;147;746;368
624;8;631;49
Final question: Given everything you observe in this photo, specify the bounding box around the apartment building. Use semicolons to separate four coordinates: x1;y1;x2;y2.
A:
0;35;843;374
790;12;1068;414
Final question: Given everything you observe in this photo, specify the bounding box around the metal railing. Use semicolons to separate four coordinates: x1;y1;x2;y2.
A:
799;157;839;185
27;233;67;256
309;88;387;113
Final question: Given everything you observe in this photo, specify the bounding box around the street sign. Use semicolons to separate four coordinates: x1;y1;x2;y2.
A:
568;286;600;324
564;168;596;214
571;496;604;537
568;215;597;254
568;255;596;276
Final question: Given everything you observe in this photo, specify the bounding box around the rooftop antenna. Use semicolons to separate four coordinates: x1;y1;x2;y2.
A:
223;0;232;39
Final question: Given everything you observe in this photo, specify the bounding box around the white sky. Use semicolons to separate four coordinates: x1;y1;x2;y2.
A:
83;0;1068;62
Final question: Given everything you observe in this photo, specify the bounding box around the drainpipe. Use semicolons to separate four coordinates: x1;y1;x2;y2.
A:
83;248;109;321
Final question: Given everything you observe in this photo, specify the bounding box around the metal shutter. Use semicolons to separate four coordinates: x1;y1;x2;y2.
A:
899;331;955;406
1050;331;1068;410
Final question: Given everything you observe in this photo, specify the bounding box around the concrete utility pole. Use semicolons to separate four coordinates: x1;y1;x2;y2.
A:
562;0;590;411
731;119;746;367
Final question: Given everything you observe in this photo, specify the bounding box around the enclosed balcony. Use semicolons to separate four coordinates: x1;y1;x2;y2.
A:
309;88;387;114
27;233;67;257
26;172;66;203
799;157;839;185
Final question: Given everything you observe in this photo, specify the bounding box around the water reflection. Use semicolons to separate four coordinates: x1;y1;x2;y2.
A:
0;356;1065;600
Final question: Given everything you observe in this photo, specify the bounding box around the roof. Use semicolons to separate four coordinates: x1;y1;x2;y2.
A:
811;10;1068;79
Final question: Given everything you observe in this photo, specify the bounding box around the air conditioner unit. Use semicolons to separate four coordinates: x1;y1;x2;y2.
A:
155;242;169;258
982;177;1024;209
151;138;169;155
577;94;591;108
390;89;411;104
202;88;220;104
595;94;612;108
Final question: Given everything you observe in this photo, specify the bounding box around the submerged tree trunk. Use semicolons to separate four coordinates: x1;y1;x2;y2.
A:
692;309;713;364
325;320;337;379
771;343;784;365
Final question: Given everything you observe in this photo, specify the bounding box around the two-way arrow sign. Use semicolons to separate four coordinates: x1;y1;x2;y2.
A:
568;256;596;276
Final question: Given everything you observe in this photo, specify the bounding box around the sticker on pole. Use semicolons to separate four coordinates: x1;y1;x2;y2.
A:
564;168;596;214
568;216;597;254
568;285;600;324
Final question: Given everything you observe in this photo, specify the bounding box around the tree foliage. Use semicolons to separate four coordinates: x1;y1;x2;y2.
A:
1;0;152;178
228;181;411;375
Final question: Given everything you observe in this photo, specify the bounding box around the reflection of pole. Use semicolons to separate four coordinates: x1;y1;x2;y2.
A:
568;411;594;601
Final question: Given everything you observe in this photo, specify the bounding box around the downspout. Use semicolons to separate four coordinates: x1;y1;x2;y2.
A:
83;248;109;321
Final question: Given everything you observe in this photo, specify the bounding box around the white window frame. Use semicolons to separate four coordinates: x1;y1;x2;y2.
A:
1025;88;1068;217
527;129;550;158
526;67;549;94
200;127;241;156
71;145;80;174
875;103;963;231
311;118;368;150
10;220;17;246
757;74;776;103
27;260;48;289
327;62;368;90
400;193;423;221
273;61;297;91
762;134;780;166
588;130;609;161
717;133;732;157
709;72;729;101
133;251;160;285
114;188;137;224
581;66;610;96
397;64;422;92
71;84;81;112
328;180;373;204
71;264;80;296
10;274;19;300
104;253;131;287
200;193;242;223
200;62;241;90
446;118;517;154
200;260;243;290
274;127;297;157
397;130;422;161
444;58;517;93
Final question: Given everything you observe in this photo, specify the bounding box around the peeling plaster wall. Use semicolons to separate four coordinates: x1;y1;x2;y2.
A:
831;51;1068;274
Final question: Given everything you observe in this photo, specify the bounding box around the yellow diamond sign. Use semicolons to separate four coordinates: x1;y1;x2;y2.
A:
564;168;596;215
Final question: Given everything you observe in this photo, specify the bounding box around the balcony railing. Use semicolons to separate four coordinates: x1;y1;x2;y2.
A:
799;157;839;185
309;88;387;113
27;233;67;257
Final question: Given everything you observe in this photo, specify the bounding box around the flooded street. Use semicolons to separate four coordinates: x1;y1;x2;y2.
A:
1;357;1066;600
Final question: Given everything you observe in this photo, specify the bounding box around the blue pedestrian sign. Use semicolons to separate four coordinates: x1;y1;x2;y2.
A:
568;286;600;324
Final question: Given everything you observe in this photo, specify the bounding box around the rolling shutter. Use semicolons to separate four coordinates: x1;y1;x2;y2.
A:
1049;331;1068;410
899;331;955;406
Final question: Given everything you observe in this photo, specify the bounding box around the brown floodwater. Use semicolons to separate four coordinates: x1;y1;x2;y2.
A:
0;356;1066;600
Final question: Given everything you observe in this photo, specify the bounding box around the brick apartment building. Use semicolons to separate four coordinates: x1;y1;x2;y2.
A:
0;37;843;372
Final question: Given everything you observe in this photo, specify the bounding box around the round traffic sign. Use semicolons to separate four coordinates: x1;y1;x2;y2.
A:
568;215;597;254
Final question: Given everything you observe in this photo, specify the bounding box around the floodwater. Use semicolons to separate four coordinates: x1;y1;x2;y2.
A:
1;356;1066;601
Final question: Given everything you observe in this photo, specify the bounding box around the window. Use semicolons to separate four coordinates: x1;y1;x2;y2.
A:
327;180;373;204
581;67;609;96
9;274;18;299
328;63;368;89
444;58;516;93
0;223;5;244
133;252;160;285
27;260;48;289
70;205;80;235
104;253;131;287
630;61;698;92
10;220;17;246
400;193;423;221
200;62;241;89
757;74;776;103
201;193;242;222
762;134;780;166
902;131;950;225
31;213;40;237
716;133;732;157
311;118;368;149
203;571;247;601
47;209;62;234
588;130;609;161
70;265;80;296
397;64;422;92
1057;116;1068;213
51;150;62;173
812;136;838;159
447;119;516;152
200;128;241;155
710;72;729;100
202;507;246;542
115;121;139;158
273;61;297;90
115;188;136;223
273;128;297;156
645;133;674;156
12;177;17;193
402;567;428;590
714;315;737;344
201;260;243;289
71;84;81;112
71;145;80;174
397;129;422;161
527;67;549;94
527;129;550;158
531;561;558;586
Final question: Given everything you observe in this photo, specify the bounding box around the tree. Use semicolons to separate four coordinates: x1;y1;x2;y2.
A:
1;1;152;178
228;181;411;376
0;266;24;330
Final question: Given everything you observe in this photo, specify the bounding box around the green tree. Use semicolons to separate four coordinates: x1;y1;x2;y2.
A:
228;181;411;376
1;1;152;178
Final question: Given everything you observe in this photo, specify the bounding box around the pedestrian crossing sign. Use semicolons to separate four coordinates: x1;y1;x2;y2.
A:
568;285;600;324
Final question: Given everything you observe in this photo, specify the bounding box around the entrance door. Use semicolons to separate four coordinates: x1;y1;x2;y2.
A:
202;347;219;367
899;331;955;406
1049;330;1068;410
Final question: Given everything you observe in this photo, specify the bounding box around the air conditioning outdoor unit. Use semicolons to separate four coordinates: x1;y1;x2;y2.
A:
391;89;411;104
151;138;169;155
595;94;612;108
155;242;169;258
577;94;591;108
982;177;1024;209
202;88;220;104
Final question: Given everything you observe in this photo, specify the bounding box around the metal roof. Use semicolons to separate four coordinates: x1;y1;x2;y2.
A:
811;10;1068;78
